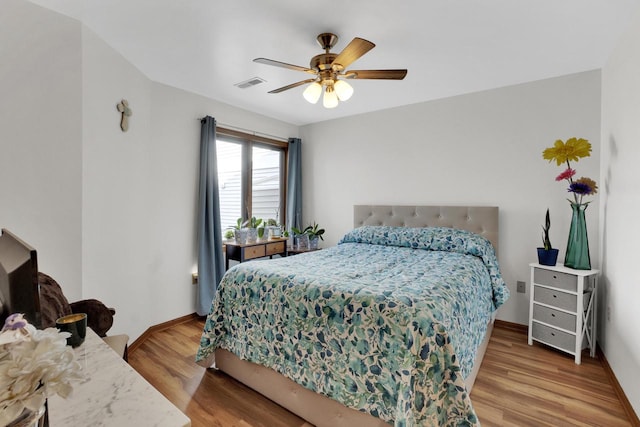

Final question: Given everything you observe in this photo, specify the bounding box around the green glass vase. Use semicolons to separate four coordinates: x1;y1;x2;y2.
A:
564;202;591;270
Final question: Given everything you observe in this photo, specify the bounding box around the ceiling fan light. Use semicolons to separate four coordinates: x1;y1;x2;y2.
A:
323;85;339;109
334;79;354;101
303;82;322;104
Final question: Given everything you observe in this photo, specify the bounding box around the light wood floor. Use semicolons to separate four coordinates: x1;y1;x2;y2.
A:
128;318;633;427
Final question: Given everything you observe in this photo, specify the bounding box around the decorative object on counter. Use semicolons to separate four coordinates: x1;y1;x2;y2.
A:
55;313;87;348
543;137;598;270
0;314;82;427
537;208;559;266
116;99;132;132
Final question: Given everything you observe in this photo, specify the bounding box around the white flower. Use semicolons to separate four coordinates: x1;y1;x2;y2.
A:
0;317;83;426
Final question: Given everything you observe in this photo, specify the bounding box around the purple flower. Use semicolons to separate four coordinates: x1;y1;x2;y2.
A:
568;182;592;195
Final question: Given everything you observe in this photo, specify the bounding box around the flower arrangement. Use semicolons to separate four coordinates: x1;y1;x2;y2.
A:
0;314;82;426
542;137;597;269
542;137;598;205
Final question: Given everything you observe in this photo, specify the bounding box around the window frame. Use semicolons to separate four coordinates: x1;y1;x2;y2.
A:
217;127;288;227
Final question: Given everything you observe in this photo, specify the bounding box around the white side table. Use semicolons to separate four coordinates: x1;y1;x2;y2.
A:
528;263;599;364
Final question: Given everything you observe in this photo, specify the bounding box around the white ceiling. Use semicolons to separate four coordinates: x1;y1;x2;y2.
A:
28;0;640;126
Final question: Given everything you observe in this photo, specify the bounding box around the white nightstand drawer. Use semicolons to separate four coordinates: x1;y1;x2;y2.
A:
533;304;576;332
531;322;575;353
533;267;578;292
534;286;577;312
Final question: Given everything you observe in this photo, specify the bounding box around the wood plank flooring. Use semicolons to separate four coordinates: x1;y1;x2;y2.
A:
128;318;634;427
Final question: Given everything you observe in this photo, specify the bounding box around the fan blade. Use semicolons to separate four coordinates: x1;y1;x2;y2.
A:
331;38;375;70
344;69;408;80
268;79;317;94
254;58;316;75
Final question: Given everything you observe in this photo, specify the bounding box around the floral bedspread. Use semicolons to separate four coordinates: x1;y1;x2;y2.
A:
196;226;509;426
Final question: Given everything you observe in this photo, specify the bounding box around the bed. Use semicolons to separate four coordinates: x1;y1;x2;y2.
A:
196;205;509;426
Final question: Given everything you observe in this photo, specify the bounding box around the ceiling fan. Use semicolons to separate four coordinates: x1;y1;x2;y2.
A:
253;33;407;108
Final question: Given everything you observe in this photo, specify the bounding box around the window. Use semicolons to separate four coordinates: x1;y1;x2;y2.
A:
216;128;287;230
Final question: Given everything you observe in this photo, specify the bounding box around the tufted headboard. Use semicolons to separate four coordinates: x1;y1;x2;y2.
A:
354;205;499;255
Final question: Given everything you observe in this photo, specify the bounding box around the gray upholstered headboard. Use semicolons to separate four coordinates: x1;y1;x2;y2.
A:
354;205;499;255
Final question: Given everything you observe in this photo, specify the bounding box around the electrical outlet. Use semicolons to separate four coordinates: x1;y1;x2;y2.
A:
517;281;526;293
607;306;611;321
192;273;198;285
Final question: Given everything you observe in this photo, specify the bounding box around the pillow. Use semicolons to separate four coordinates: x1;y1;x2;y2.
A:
339;226;509;309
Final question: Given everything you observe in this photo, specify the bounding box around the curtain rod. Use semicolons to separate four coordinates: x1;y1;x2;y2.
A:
197;117;289;142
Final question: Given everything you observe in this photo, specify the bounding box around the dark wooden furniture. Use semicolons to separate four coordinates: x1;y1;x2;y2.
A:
224;238;288;270
286;247;321;255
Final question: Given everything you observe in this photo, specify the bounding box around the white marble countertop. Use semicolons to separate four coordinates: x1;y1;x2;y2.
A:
49;329;191;427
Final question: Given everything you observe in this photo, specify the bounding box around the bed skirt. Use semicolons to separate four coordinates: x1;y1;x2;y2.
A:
214;319;494;427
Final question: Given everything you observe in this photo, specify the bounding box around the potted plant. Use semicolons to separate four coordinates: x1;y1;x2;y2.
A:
233;218;247;244
224;229;235;241
291;226;310;250
245;216;262;243
307;222;325;250
292;222;325;250
265;218;282;239
537;209;559;266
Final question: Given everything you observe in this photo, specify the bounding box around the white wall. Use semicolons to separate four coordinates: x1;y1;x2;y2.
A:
600;7;640;416
1;2;298;340
80;27;298;339
0;0;83;300
300;71;602;325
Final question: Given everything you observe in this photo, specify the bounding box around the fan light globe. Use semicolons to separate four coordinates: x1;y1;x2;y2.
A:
334;80;354;101
323;85;339;108
303;82;322;104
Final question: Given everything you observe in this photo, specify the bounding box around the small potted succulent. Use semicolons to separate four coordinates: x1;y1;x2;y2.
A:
307;222;325;250
292;222;325;250
537;209;559;266
245;216;263;244
291;226;309;250
233;218;247;244
265;218;282;239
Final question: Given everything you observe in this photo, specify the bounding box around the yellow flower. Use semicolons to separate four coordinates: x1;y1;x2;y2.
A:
542;137;592;166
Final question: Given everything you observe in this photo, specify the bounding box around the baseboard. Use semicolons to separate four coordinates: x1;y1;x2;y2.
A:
494;319;528;334
128;312;201;354
597;345;640;426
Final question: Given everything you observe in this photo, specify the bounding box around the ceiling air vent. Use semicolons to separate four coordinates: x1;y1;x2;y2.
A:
235;77;266;89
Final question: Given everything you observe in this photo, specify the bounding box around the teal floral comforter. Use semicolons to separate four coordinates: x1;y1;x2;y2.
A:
196;226;509;426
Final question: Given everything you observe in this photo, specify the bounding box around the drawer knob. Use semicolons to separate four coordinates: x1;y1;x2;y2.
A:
553;275;557;279
551;313;556;317
553;294;557;298
551;332;556;336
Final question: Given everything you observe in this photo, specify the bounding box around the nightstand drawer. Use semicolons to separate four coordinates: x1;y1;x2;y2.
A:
243;245;266;260
533;304;576;332
265;241;285;255
533;268;577;292
534;286;576;312
531;322;575;353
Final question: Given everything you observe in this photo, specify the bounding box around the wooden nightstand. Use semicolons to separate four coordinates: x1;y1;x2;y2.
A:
528;263;599;364
224;238;288;269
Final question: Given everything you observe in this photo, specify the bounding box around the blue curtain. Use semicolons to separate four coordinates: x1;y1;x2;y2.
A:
286;138;302;232
196;116;225;316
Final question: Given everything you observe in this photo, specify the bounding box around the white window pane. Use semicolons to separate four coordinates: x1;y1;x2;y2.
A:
217;140;242;230
252;146;281;224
